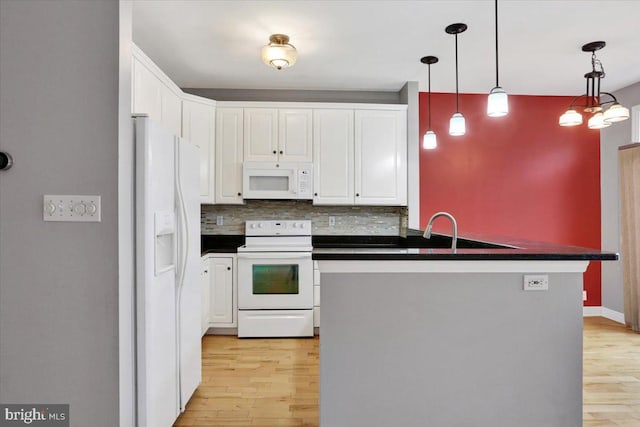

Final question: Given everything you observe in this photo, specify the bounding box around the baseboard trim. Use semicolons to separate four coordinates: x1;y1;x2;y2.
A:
602;307;625;324
582;306;625;324
583;306;602;317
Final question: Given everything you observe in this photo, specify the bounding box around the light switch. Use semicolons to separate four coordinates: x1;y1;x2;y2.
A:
43;195;101;222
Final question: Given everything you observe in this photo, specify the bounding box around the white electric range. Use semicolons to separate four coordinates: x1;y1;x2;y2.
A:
237;220;314;337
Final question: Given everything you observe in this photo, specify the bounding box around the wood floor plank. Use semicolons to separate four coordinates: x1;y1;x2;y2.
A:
176;317;640;426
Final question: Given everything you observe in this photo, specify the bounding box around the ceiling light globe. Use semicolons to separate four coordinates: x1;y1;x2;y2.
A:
587;112;612;130
603;103;630;123
449;112;466;136
487;87;509;117
559;109;583;127
261;35;297;70
423;130;437;150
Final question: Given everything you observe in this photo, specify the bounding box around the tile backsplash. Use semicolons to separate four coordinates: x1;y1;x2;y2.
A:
201;200;407;236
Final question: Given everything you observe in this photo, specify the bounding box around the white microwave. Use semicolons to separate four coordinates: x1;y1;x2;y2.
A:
242;162;313;199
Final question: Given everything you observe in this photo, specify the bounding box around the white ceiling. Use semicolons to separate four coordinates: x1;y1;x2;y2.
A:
132;0;640;96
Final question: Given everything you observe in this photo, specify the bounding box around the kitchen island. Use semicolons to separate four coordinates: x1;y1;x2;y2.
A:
313;232;616;427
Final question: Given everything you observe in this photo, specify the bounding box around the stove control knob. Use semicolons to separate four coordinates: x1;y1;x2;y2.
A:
250;223;257;229
258;223;264;228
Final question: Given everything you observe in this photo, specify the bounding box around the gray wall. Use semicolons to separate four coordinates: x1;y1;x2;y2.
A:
399;81;420;229
600;81;640;313
320;271;583;426
183;87;402;104
0;1;120;426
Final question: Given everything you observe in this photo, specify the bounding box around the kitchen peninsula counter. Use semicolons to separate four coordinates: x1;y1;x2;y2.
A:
314;231;617;427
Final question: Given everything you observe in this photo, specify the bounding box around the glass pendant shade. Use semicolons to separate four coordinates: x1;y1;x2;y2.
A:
423;130;437;150
603;103;630;123
261;35;297;70
559;109;583;127
487;87;509;117
587;112;611;129
449;112;466;136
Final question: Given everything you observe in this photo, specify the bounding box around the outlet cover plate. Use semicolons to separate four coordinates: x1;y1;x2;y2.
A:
523;274;549;291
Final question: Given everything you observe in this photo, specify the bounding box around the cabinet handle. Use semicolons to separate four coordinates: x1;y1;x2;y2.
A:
204;270;208;273
314;193;318;196
237;192;242;196
356;193;360;197
279;150;283;154
273;150;277;154
227;267;231;271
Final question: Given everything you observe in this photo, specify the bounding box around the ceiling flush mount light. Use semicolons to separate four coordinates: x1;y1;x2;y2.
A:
261;34;297;70
446;23;467;136
420;55;439;150
487;0;508;117
559;41;629;128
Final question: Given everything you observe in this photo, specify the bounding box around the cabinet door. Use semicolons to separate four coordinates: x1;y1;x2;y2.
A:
279;109;313;162
354;109;407;206
313;109;354;205
244;108;278;162
215;108;244;204
132;57;162;122
183;99;215;204
161;85;182;137
201;259;210;336
209;257;233;325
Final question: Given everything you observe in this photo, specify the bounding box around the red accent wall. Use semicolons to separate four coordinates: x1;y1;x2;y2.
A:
419;92;602;306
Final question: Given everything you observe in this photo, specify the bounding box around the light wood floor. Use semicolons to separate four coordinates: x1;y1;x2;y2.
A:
175;317;639;427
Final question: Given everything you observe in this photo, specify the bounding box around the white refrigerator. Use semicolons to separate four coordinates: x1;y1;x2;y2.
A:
135;116;201;427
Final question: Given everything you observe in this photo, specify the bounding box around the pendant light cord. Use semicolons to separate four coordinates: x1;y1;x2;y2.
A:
428;64;432;129
455;33;459;112
494;0;499;87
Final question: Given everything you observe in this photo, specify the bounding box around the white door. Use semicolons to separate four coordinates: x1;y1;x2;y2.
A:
279;109;313;162
182;98;216;204
135;117;179;427
244;108;278;162
209;257;234;324
354;109;407;206
175;138;202;411
313;109;354;205
215;108;244;204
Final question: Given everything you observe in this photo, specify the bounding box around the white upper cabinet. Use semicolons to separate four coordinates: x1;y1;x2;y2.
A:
243;108;278;162
354;109;407;206
279;109;313;162
215;108;244;204
313;109;354;205
182;95;216;204
244;108;313;162
131;45;182;137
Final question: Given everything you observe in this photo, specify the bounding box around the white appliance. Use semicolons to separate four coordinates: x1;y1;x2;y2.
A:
135;116;201;427
242;162;313;199
237;220;314;337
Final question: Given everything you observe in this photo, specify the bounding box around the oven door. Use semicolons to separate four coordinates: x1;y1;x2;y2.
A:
237;252;313;309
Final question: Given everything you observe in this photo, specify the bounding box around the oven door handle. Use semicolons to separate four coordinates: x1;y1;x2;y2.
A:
237;252;311;260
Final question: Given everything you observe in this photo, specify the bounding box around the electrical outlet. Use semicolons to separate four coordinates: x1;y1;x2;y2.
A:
583;290;587;301
216;215;224;226
523;274;549;291
329;216;335;226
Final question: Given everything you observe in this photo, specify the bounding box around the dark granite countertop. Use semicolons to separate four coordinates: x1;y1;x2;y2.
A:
312;229;618;261
201;231;618;261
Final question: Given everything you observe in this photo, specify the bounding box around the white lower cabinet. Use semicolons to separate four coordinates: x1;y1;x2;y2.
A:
204;254;237;330
201;258;210;336
313;261;320;328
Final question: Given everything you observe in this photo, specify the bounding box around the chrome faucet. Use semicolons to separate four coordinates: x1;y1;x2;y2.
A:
423;212;458;250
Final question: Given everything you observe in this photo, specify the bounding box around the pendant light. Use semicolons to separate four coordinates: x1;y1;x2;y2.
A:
487;0;509;117
559;41;629;128
446;23;467;136
420;56;439;150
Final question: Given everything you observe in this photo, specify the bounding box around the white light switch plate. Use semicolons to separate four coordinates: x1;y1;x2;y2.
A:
43;195;101;222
